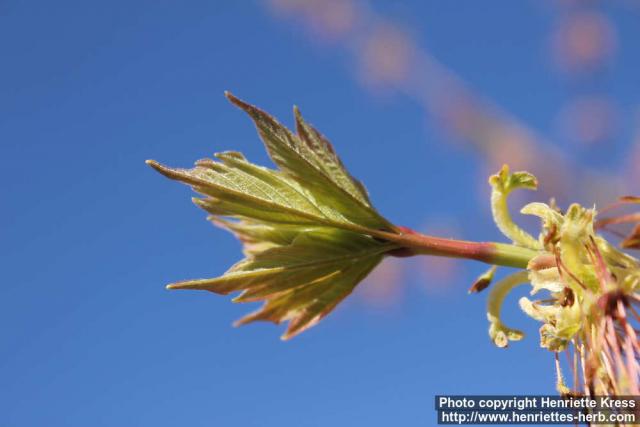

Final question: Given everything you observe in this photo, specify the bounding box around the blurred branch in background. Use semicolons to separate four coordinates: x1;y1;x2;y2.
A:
265;0;635;205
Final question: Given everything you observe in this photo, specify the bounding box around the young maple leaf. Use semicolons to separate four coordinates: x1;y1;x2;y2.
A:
147;93;399;339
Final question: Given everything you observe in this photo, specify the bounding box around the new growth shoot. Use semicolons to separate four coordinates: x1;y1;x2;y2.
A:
148;94;640;397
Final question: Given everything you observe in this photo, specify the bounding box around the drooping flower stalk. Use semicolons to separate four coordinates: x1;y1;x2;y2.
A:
148;94;640;398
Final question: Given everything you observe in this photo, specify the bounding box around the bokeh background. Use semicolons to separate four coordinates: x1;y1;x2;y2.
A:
2;1;639;425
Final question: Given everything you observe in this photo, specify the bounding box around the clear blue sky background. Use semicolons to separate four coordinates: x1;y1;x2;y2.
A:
2;1;639;426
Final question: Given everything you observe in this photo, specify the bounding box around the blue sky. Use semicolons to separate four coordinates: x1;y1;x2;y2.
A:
2;1;639;426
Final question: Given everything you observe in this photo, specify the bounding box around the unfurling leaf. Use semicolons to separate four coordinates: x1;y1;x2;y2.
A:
168;229;390;339
147;93;398;339
223;93;392;230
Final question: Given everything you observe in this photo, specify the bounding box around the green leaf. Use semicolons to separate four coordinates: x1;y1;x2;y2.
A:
225;93;392;230
166;229;391;340
209;217;313;256
147;152;330;226
293;105;372;206
147;93;399;338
